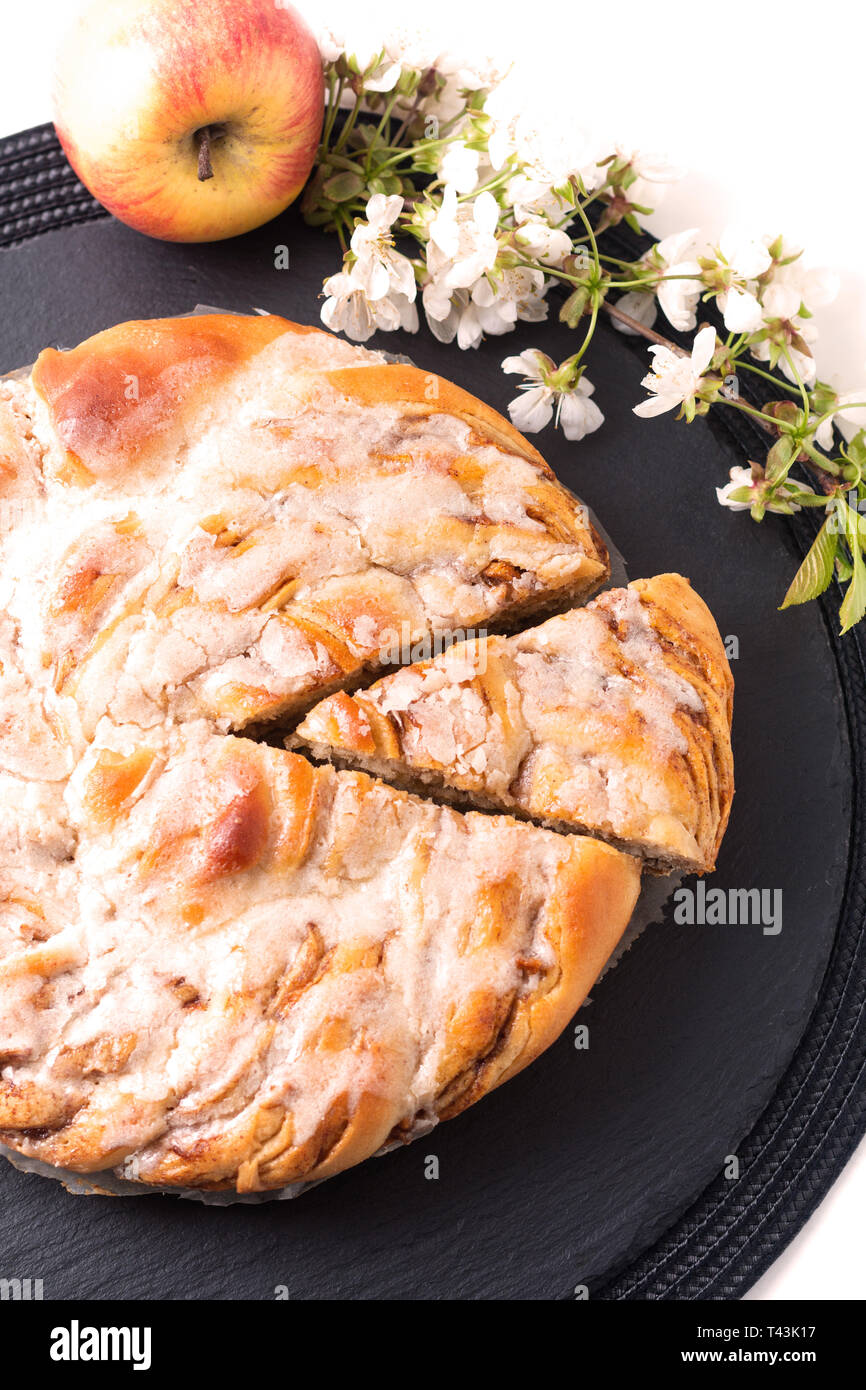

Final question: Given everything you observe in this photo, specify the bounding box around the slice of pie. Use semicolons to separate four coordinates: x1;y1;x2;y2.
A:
2;313;608;740
0;725;640;1191
294;574;735;874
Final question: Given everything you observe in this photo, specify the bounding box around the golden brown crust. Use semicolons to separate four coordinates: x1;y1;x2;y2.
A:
624;574;734;867
0;314;634;1193
437;838;642;1118
295;574;735;873
322;362;553;469
31;314;294;481
18;313;608;738
0;732;640;1189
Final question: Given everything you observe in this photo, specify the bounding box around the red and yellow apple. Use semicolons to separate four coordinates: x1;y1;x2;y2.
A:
53;0;324;242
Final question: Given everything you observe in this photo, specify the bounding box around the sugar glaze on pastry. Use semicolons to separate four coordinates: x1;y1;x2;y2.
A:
0;314;644;1193
295;575;735;873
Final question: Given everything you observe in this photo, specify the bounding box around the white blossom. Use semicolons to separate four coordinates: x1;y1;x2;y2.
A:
505;383;557;433
716;464;812;514
437;142;481;195
322;270;418;342
425;264;548;347
750;321;819;387
471;266;549;333
422;287;485;350
615;149;686;210
716;465;759;511
502;349;604;440
485;76;608;192
503;173;572;225
513;217;573;266
426;188;499;288
612;229;702;334
712;227;773;333
381;26;442;73
626;150;687;184
719;286;765;333
761;237;839;319
835;391;866;430
653;227;704;331
633;325;716;418
349;194;416;304
611;290;659;335
811;415;835;450
363;58;404;92
329;36;403;92
311;17;845;527
757;260;839;380
314;24;345;65
719;228;774;281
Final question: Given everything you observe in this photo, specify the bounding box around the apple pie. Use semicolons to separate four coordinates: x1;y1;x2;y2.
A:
294;575;735;873
0;313;648;1194
0;723;639;1190
5;312;608;739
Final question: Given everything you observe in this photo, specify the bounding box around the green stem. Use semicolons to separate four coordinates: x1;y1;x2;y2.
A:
332;90;362;154
321;73;344;150
724;397;792;430
597;252;644;269
365;90;402;176
606;272;706;290
800;441;840;475
735;359;800;392
781;344;811;417
571;196;600;275
571;296;600;369
812;401;866;430
372;135;456;175
457;169;511;201
389;77;429;146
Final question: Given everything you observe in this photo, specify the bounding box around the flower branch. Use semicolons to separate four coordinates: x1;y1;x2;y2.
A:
302;21;864;634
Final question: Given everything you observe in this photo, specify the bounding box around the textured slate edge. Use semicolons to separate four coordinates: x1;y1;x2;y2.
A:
593;282;866;1298
0;123;106;247
1;124;863;1302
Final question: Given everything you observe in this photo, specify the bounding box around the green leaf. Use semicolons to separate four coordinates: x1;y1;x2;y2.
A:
322;171;366;203
840;565;866;633
559;287;590;327
765;435;798;485
303;206;336;228
766;233;785;260
724;485;754;506
838;499;866;633
780;518;837;609
789;331;814;358
847;430;866;470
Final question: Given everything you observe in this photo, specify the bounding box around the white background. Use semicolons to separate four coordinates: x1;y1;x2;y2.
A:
0;0;863;1300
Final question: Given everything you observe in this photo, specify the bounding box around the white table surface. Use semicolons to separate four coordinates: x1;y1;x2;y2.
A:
1;0;864;1302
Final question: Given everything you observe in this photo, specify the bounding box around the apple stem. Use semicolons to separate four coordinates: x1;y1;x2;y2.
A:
196;127;215;182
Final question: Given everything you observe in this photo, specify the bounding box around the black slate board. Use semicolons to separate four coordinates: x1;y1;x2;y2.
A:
0;126;862;1301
